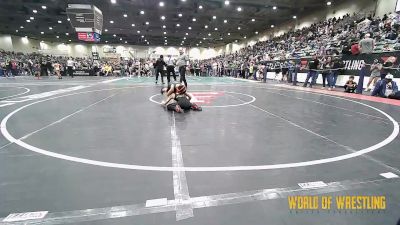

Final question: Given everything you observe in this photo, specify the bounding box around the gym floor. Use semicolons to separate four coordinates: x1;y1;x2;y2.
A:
0;76;399;225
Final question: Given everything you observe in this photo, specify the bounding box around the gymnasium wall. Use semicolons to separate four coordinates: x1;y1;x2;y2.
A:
0;34;224;60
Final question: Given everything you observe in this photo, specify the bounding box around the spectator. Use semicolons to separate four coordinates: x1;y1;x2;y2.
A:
303;55;319;88
359;33;375;54
344;75;358;93
371;74;398;97
365;59;382;91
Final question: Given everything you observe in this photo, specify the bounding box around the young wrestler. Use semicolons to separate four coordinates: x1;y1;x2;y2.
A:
161;84;202;111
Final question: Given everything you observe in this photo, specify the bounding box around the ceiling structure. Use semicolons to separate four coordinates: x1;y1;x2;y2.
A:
0;0;343;47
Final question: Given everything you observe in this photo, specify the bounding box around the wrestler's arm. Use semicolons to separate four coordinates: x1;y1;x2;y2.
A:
166;86;175;96
185;93;192;101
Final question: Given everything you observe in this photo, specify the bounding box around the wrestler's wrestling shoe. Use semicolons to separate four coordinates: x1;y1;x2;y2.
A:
191;103;202;111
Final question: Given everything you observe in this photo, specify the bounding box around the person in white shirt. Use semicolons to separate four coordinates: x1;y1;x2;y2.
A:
66;58;75;78
176;48;189;87
165;55;176;84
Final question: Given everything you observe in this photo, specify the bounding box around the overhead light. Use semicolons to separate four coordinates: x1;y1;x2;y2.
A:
181;0;186;2
183;37;186;40
180;43;183;46
196;44;199;46
67;18;70;21
56;36;59;38
58;20;62;24
140;10;145;15
199;5;203;9
131;24;135;27
110;20;114;23
271;24;275;28
214;28;218;31
327;1;332;5
161;16;165;20
213;16;217;20
185;33;189;35
237;7;242;12
41;31;44;34
33;9;37;13
30;17;34;20
238;27;241;30
141;35;144;38
192;18;196;22
178;13;183;17
105;29;108;32
208;33;211;36
69;39;72;42
42;5;47;9
224;0;230;5
20;26;24;29
164;31;167;34
251;18;255;22
227;33;230;35
26;19;31;22
120;38;122;40
199;41;202;43
137;30;141;33
205;25;208;28
176;23;180;27
113;34;116;37
203;37;206;40
159;1;164;7
49;27;53;30
220;37;223;40
111;0;117;3
145;21;149;25
123;14;128;17
293;15;297;19
165;40;167;42
66;32;69;35
235;40;238;42
255;31;258;34
105;40;108;43
188;26;192;30
224;19;227;23
162;25;166;28
273;6;277;10
145;39;147;41
164;36;167;39
147;42;149;45
125;41;127;43
244;36;247;39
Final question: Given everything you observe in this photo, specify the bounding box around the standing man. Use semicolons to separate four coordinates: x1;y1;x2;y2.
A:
67;57;75;78
357;33;375;93
165;55;176;84
154;55;166;85
303;55;319;88
176;48;189;87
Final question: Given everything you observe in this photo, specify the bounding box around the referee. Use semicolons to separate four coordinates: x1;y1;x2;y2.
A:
165;55;176;84
176;48;189;87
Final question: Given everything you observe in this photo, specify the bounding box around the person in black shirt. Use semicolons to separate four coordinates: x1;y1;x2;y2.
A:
154;55;166;84
303;55;319;88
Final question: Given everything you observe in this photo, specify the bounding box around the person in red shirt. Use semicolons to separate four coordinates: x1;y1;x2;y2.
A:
351;42;360;55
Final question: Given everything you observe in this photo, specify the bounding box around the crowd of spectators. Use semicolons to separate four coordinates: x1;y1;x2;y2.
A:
1;10;400;99
200;11;400;80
